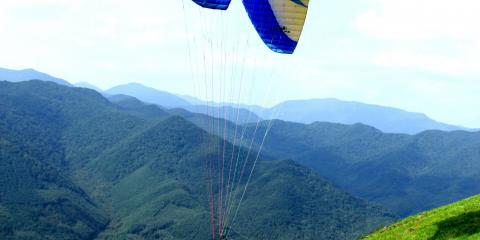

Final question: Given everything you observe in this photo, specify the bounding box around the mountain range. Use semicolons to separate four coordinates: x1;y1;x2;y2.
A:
0;67;473;134
75;82;103;92
0;67;72;86
104;83;190;108
247;120;480;217
2;69;480;239
0;80;396;239
109;84;480;219
254;98;466;134
77;82;478;134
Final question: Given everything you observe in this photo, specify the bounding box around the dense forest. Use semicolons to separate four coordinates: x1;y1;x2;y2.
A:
115;94;480;218
0;80;396;239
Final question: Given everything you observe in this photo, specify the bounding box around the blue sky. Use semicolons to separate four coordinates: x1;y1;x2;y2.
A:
0;0;479;128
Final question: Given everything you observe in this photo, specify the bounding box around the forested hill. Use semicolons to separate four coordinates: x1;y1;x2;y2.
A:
0;80;395;240
165;103;480;218
253;120;480;217
1;67;470;134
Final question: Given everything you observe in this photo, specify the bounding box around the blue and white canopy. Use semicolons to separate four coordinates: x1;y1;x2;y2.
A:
192;0;232;10
191;0;310;54
243;0;309;54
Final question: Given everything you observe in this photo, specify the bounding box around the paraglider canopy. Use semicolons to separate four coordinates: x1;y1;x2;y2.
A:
243;0;310;54
191;0;310;54
192;0;232;10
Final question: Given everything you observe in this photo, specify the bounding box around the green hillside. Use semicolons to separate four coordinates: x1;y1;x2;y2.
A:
0;81;109;239
364;194;480;240
114;93;480;219
182;115;480;218
76;114;395;239
257;121;480;217
0;80;395;239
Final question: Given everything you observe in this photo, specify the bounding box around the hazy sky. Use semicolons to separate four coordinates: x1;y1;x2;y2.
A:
0;0;479;128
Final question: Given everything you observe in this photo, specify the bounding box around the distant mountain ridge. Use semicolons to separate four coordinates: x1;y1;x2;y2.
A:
75;82;103;92
0;67;72;86
0;67;472;134
176;95;472;134
114;91;480;219
181;105;263;124
254;98;467;134
104;83;263;123
76;79;470;134
105;83;190;108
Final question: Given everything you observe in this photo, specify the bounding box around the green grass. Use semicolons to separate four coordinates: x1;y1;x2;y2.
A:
364;194;480;240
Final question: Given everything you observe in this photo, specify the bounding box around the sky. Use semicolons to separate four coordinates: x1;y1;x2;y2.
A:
0;0;479;128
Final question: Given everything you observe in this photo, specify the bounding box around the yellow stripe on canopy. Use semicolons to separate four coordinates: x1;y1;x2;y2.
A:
268;0;310;42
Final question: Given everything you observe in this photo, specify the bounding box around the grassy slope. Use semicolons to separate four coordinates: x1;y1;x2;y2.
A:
364;195;480;240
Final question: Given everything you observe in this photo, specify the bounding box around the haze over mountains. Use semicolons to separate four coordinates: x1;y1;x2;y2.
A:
0;67;471;134
0;67;71;86
0;80;396;239
74;82;103;92
105;83;190;108
2;68;480;239
129;99;480;218
255;99;466;134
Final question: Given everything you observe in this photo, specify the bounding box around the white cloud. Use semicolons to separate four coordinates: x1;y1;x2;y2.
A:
0;0;187;80
356;0;480;41
356;0;480;76
372;49;480;75
1;0;480;127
